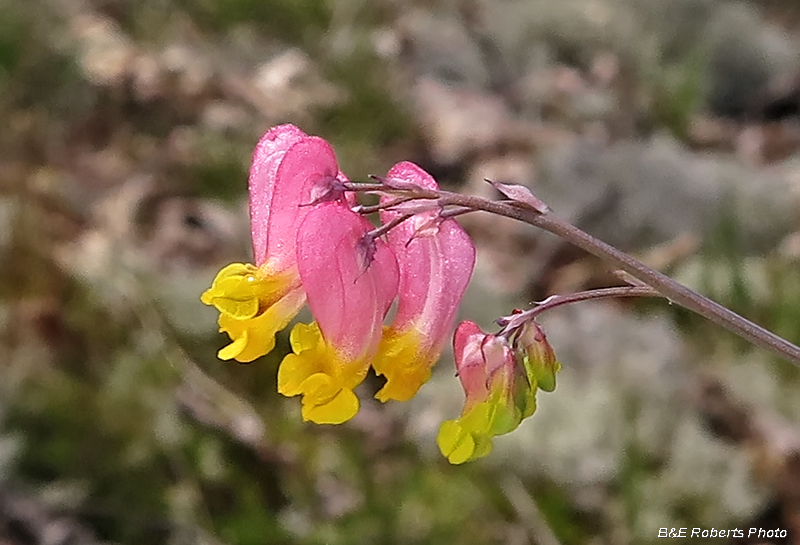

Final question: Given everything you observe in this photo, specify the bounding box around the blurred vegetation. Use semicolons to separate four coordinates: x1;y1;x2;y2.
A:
2;0;800;544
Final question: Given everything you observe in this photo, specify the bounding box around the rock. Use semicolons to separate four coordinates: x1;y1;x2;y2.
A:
536;134;798;253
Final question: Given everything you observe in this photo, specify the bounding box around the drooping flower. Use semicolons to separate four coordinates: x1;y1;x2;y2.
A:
201;124;347;362
277;203;399;424
372;162;476;402
437;321;538;464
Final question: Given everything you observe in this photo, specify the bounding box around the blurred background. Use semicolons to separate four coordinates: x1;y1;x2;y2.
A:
3;0;800;543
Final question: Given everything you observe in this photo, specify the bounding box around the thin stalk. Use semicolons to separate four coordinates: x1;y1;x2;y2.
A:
498;286;660;334
353;196;415;214
366;212;413;240
528;286;661;320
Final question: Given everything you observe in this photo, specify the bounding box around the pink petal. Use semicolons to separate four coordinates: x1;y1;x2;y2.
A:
249;124;308;265
263;136;340;270
391;219;475;348
296;203;399;362
480;334;514;381
385;161;438;191
453;321;489;403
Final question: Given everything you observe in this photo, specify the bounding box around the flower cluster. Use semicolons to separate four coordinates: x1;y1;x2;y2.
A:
437;319;561;464
201;124;560;462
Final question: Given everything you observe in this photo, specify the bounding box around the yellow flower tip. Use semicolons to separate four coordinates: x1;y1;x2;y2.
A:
301;381;359;424
374;367;432;403
536;359;562;393
436;399;525;464
278;322;368;424
201;262;305;363
437;418;495;465
201;263;261;318
202;261;298;318
373;328;434;403
206;270;305;363
199;289;214;306
519;321;562;393
437;420;477;464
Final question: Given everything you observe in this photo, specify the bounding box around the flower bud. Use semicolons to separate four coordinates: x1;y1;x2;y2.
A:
517;320;561;393
437;322;535;464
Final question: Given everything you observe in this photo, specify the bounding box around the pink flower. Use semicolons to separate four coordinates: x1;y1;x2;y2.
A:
372;162;476;401
201;124;347;362
277;203;399;424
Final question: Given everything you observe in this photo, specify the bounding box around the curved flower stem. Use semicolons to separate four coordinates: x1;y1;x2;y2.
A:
497;286;660;334
429;191;800;366
528;286;661;320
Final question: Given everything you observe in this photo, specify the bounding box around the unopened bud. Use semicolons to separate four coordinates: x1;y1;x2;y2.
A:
517;321;561;392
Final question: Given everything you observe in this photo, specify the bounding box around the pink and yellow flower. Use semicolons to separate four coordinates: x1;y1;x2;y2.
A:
372;162;476;402
201;124;346;362
278;203;399;424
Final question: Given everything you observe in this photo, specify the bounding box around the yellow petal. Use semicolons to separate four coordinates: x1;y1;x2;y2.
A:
437;420;477;464
278;353;319;396
437;403;510;464
289;322;322;352
202;262;298;320
278;322;368;424
217;263;257;277
300;377;359;424
216;286;305;363
206;276;261;319
218;328;249;360
373;327;433;402
278;323;327;395
202;263;258;313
